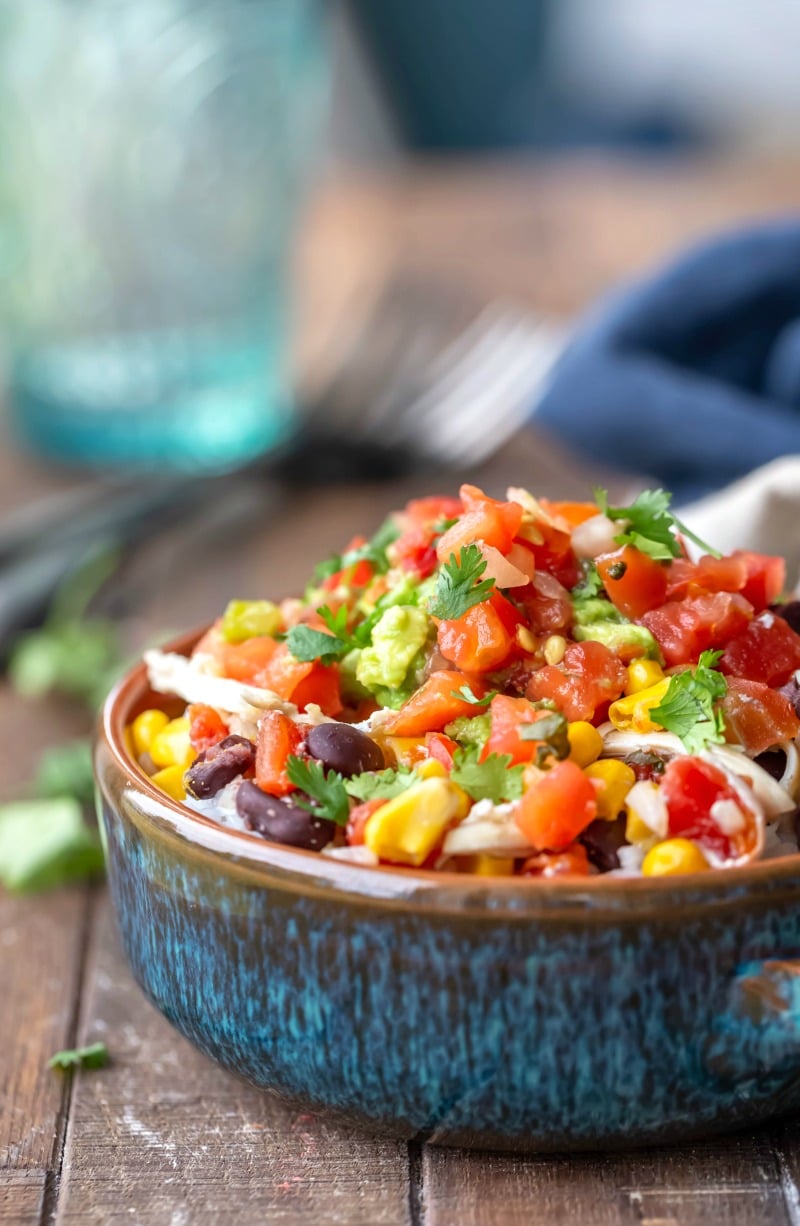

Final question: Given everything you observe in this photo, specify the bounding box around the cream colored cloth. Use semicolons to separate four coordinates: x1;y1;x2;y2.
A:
679;456;800;590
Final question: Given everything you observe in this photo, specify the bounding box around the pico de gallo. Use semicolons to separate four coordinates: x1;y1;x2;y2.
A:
130;484;800;879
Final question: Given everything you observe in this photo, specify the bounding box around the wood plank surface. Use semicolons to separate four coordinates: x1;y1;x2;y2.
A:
55;896;412;1226
421;1135;792;1226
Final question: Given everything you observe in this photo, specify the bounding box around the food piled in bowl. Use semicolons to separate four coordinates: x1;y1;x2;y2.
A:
131;484;800;879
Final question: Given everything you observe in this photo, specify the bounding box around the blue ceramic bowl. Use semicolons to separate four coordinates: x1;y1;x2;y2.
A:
96;635;800;1151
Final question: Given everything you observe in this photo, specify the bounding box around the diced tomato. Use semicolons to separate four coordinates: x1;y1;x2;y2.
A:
596;546;668;619
437;597;515;673
734;550;786;611
515;760;598;851
721;678;800;755
402;495;463;527
482;694;556;766
526;640;626;722
255;711;304;796
391;526;439;578
290;663;344;717
527;540;581;590
665;554;748;602
520;844;592;877
425;732;458;769
187;703;229;754
436;484;524;562
642;592;753;668
661;756;760;863
346;798;385;846
720;611;800;688
516;572;573;636
385;671;489;737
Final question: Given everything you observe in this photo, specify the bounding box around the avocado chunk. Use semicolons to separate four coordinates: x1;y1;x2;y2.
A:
573;619;661;660
356;606;430;692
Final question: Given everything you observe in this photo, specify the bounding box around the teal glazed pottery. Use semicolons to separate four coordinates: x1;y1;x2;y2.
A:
96;634;800;1151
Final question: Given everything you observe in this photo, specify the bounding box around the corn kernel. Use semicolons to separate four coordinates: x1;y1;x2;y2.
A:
584;759;636;820
149;717;194;770
642;838;710;876
567;721;603;768
516;626;537;654
150;764;187;801
131;708;170;758
608;679;671;734
625;810;656;846
364;778;467;866
461;854;516;877
415;758;448;780
624;658;665;695
383;736;427;768
543;634;567;665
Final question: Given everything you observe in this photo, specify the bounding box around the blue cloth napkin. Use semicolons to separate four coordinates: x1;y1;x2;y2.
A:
534;219;800;504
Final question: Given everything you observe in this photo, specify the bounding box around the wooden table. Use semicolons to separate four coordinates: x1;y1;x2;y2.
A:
5;156;800;1226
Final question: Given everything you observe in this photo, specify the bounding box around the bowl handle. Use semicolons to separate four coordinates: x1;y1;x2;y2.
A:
704;957;800;1091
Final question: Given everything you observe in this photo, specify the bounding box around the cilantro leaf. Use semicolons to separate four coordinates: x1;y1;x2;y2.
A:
427;545;495;620
594;487;721;561
450;744;524;804
519;711;570;764
285;624;351;664
450;684;499;707
345;767;415;802
311;555;342;586
285;757;350;825
571;561;603;601
0;798;104;893
650;649;728;753
48;1042;109;1071
35;738;95;806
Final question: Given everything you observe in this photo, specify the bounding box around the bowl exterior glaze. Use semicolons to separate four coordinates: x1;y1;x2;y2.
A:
96;659;800;1151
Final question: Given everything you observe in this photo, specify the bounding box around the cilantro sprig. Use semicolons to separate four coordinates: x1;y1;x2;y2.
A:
650;650;728;753
285;757;350;826
519;711;570;765
449;745;524;804
345;767;415;802
450;684;499;707
48;1042;109;1072
571;561;603;602
310;516;401;587
427;545;495;620
285;623;351;664
594;488;721;562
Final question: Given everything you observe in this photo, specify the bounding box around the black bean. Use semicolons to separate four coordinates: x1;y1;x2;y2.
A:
580;816;628;873
185;734;255;799
305;722;385;777
754;748;787;782
774;601;800;636
236;779;336;851
779;675;800;718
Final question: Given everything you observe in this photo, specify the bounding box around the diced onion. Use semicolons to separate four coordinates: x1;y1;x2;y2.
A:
625;780;669;839
479;543;531;589
571;514;619;559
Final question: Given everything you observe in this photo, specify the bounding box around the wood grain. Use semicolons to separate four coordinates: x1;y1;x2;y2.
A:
55;896;412;1226
0;685;91;1197
0;1170;47;1225
421;1135;793;1226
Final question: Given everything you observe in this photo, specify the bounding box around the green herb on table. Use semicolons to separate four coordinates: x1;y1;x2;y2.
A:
34;738;96;807
48;1042;109;1071
8;549;125;710
650;650;728;753
0;798;104;893
427;544;495;621
594;488;721;562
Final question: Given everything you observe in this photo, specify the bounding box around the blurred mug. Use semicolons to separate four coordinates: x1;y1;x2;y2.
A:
0;0;326;470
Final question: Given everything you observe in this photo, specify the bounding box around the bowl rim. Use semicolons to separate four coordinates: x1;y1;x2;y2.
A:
98;627;800;915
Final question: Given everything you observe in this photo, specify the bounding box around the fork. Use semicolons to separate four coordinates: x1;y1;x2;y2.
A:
0;279;566;644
